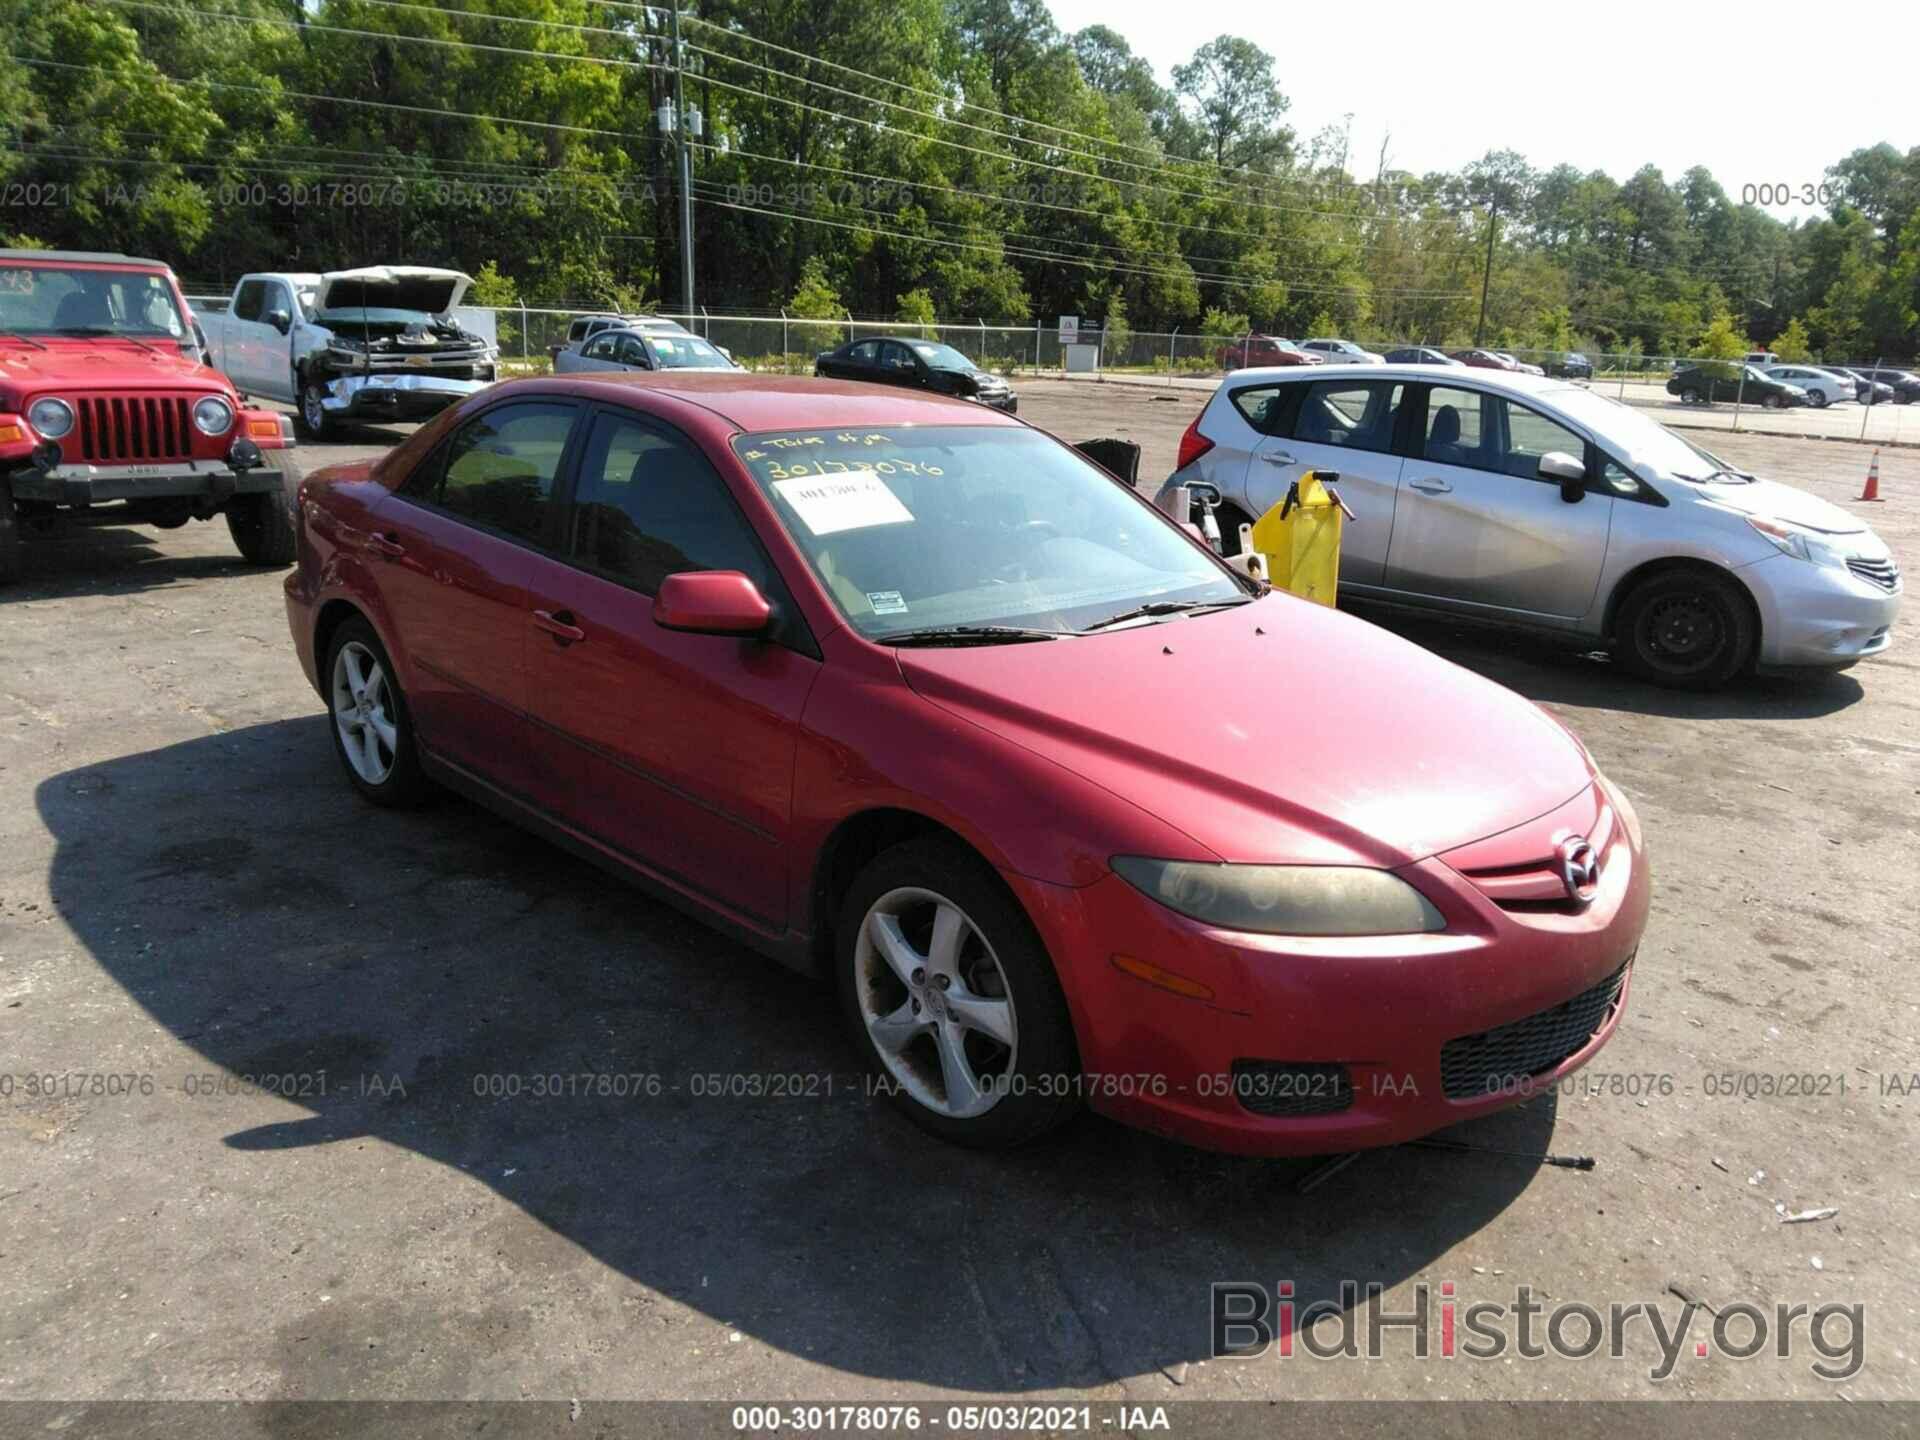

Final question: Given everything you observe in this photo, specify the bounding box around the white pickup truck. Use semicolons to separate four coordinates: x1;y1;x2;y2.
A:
196;266;498;438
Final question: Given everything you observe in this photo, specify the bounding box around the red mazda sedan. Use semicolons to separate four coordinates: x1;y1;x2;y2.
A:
283;374;1649;1154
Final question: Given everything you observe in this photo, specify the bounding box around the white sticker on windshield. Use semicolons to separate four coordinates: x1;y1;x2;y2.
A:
866;590;908;615
772;471;914;536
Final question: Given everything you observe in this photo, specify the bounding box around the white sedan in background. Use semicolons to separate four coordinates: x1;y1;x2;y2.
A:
1764;365;1855;408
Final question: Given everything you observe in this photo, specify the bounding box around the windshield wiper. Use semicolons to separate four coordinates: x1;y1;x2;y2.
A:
1079;596;1254;632
54;326;162;355
874;624;1066;646
0;329;48;351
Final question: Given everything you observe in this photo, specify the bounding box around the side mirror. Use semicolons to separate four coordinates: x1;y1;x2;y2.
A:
266;308;291;335
652;570;772;636
1539;450;1587;502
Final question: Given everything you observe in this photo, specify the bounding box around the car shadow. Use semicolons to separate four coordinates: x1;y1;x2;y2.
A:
0;523;279;601
40;720;1563;1392
1344;602;1867;722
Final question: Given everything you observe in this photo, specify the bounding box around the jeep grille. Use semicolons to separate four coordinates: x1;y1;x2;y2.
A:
74;394;196;464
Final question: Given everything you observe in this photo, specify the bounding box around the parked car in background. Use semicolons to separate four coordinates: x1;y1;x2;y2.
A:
1545;352;1595;379
1764;365;1853;408
546;312;693;363
1382;346;1461;366
1494;351;1546;376
1830;368;1898;404
199;266;497;439
1667;363;1808;408
1159;365;1898;687
1217;334;1321;369
1301;338;1385;364
0;248;300;583
1845;366;1920;404
555;327;738;375
814;337;1016;411
1451;348;1520;371
284;370;1648;1154
1744;350;1782;368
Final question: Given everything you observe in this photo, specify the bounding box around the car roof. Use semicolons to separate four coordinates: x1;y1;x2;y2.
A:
507;372;1021;433
0;247;172;269
1223;361;1573;396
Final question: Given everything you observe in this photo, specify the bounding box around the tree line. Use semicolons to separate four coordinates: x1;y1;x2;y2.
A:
1;0;1915;362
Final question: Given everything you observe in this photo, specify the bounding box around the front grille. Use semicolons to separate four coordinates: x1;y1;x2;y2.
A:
74;394;195;463
1459;805;1614;913
1229;1061;1354;1117
1439;962;1630;1100
1847;557;1901;592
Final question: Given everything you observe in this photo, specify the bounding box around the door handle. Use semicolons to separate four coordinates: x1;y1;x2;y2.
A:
531;608;586;644
1408;477;1453;494
1258;451;1297;465
367;531;405;558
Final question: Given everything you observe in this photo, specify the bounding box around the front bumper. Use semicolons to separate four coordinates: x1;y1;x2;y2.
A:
1742;551;1901;668
1008;779;1650;1156
9;457;284;506
322;372;492;419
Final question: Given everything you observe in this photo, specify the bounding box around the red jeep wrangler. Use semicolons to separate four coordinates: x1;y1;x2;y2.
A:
0;248;298;585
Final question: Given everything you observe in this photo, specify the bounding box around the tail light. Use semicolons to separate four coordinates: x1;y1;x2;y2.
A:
1176;410;1214;471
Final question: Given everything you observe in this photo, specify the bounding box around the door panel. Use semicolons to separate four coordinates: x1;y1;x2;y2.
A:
524;410;818;929
1245;379;1407;585
1383;386;1613;620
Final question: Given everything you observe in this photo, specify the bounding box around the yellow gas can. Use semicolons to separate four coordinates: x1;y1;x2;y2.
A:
1250;470;1349;606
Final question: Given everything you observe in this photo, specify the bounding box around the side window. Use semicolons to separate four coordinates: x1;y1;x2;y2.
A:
1501;401;1586;479
1423;386;1489;467
568;319;590;343
261;281;291;319
1230;384;1283;432
879;342;917;373
846;340;880;363
1290;381;1403;453
233;280;265;322
568;412;770;594
584;335;616;359
615;335;650;366
431;402;577;545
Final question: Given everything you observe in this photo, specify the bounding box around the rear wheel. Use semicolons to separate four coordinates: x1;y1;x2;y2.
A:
1615;569;1756;690
1808;389;1830;409
838;836;1080;1149
1678;386;1702;405
1762;392;1786;410
0;480;20;586
225;450;302;566
325;617;429;806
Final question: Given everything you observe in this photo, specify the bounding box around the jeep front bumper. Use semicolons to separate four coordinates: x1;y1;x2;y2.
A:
10;458;287;506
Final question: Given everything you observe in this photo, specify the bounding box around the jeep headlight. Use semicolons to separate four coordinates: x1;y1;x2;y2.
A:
192;395;234;436
27;397;73;439
1111;858;1445;937
1746;515;1847;570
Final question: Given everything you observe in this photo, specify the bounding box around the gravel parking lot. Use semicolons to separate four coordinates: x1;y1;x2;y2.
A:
2;379;1915;1412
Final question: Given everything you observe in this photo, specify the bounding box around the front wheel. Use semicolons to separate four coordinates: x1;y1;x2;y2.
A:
225;450;303;565
1678;386;1702;405
1615;570;1756;690
1762;393;1786;410
1808;389;1829;409
838;836;1080;1149
295;376;335;441
325;618;430;806
0;480;20;585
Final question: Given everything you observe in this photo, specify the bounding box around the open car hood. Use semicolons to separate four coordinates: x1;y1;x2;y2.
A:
314;266;471;316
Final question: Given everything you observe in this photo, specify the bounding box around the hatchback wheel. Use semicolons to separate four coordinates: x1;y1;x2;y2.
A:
1615;570;1755;690
326;618;429;805
838;837;1079;1148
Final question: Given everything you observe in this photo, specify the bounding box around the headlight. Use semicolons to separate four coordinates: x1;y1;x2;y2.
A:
1745;515;1848;569
192;395;234;435
27;397;73;439
1111;857;1446;937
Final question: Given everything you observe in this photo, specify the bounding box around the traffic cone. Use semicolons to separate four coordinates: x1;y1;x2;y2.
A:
1858;449;1882;502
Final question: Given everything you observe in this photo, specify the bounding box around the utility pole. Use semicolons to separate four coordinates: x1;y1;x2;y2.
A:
1474;199;1498;348
669;0;694;317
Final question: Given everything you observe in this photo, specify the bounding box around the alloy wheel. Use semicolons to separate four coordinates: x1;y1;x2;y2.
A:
331;640;398;784
854;886;1017;1119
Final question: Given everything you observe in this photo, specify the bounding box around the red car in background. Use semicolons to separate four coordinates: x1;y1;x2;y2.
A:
1218;334;1322;370
284;373;1648;1157
1450;348;1521;371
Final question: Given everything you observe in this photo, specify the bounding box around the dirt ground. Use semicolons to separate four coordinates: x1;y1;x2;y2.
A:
1;378;1916;1418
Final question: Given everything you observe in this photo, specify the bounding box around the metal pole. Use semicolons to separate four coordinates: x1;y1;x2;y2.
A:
1474;201;1498;348
782;308;788;370
1032;322;1040;373
670;0;694;317
519;300;527;365
1733;364;1745;431
1861;356;1882;442
1169;327;1178;388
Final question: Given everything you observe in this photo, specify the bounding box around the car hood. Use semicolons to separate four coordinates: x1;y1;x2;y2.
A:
1691;476;1868;535
0;340;218;394
896;593;1595;868
314;266;471;316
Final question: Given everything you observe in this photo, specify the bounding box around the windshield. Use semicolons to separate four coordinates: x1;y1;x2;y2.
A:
0;262;188;339
733;426;1241;639
648;335;732;368
1548;385;1743;480
906;341;974;371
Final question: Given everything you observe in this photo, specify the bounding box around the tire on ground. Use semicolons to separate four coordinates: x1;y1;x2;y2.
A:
1614;567;1757;691
0;480;20;585
226;449;303;566
324;615;431;807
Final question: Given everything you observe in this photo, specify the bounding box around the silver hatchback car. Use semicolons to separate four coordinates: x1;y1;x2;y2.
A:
1158;365;1901;688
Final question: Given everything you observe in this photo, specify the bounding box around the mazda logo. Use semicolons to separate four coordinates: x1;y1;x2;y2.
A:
1556;835;1601;904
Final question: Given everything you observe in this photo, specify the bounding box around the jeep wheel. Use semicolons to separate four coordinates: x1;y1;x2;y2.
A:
225;450;302;566
295;376;334;441
0;480;21;586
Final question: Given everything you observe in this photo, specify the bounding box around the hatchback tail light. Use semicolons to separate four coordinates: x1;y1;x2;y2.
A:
1176;410;1213;471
